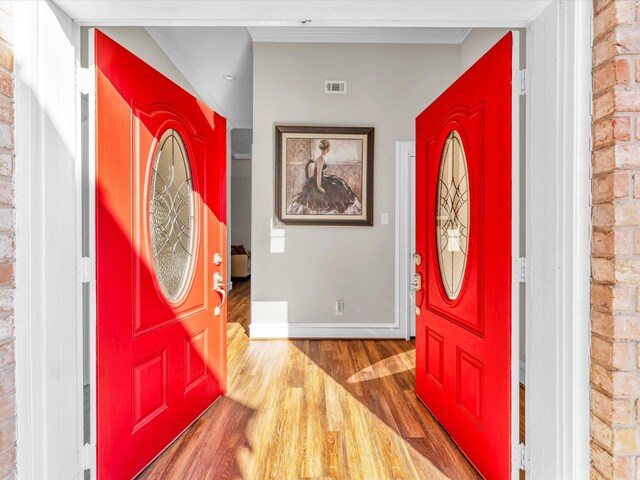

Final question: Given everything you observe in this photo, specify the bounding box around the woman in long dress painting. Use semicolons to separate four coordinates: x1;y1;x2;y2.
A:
287;139;362;215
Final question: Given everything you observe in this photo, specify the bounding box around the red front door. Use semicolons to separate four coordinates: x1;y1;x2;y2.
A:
94;30;227;479
415;33;513;479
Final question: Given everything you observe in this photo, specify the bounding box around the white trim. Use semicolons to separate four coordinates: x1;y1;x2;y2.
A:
250;322;407;339
510;28;523;480
248;26;471;44
14;1;83;478
526;2;592;478
520;360;526;385
395;141;416;341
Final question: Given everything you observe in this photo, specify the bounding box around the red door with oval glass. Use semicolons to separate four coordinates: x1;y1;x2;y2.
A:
94;30;227;479
415;33;513;479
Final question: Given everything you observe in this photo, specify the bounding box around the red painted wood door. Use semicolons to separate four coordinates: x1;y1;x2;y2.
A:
94;30;227;479
415;33;513;479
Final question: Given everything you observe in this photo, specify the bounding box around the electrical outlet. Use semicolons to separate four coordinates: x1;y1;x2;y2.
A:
381;213;389;225
335;300;344;316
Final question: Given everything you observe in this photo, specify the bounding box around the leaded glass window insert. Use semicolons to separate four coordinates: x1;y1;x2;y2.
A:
436;130;469;300
149;129;195;302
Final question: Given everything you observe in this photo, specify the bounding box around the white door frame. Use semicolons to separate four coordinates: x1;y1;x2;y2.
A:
14;1;592;479
395;141;416;340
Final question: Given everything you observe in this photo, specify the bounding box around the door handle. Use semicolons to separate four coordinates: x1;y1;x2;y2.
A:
213;272;226;316
410;273;422;315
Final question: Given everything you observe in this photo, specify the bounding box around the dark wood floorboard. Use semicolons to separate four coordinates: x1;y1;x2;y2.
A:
139;279;524;479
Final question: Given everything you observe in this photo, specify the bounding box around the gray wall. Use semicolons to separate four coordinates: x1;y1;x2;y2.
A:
230;128;252;249
251;42;460;328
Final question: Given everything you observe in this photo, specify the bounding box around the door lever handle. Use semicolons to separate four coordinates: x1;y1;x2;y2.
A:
213;272;226;316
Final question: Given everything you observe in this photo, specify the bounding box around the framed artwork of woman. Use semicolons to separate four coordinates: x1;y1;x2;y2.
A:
275;125;374;226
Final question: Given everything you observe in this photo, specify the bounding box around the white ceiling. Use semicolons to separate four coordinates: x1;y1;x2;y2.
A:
146;27;253;129
54;1;553;27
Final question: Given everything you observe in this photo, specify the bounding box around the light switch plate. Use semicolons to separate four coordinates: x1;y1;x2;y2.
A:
381;213;389;225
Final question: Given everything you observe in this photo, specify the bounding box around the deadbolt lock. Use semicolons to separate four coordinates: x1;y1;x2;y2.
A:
412;273;422;291
213;253;223;266
414;253;422;266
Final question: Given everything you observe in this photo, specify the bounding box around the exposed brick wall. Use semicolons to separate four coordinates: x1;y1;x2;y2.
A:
591;0;640;478
0;1;14;479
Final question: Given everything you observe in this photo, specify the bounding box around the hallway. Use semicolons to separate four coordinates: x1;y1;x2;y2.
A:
138;279;481;479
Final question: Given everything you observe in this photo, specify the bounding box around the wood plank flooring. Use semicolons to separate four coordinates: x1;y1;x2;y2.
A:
139;279;522;479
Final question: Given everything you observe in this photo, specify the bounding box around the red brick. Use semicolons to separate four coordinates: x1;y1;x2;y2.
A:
595;89;616;118
0;446;15;478
614;144;640;169
593;204;615;227
615;86;640;111
0;366;13;397
591;441;614;477
592;412;615;451
0;39;11;72
593;335;615;366
0;289;12;314
614;341;637;370
613;453;635;476
0;418;15;453
593;172;630;203
0;70;11;99
0;342;13;370
614;202;640;226
615;258;640;283
593;362;615;395
0;95;11;125
593;257;616;282
594;0;614;14
593;311;615;337
0;262;12;289
0;314;12;343
613;314;640;339
613;371;640;396
593;283;615;311
593;117;631;150
0;177;13;207
0;393;14;422
617;28;640;56
594;30;620;67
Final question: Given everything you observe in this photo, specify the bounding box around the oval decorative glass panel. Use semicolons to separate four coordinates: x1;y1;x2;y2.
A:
149;129;195;302
436;130;469;300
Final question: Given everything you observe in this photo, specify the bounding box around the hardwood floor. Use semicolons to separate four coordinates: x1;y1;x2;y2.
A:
139;279;523;479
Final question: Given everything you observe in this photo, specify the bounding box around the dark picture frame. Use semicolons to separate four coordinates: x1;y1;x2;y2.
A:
275;125;374;226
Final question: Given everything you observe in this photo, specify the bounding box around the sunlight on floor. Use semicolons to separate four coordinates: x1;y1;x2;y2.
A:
346;350;416;384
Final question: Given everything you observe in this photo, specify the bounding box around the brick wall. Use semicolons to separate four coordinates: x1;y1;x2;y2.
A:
0;1;14;479
591;0;640;478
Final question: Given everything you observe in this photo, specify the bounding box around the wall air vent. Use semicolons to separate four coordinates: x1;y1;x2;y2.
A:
325;80;347;95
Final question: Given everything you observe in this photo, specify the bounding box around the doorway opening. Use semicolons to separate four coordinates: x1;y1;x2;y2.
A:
13;2;591;478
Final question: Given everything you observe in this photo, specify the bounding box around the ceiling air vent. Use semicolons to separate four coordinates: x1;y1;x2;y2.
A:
325;80;347;95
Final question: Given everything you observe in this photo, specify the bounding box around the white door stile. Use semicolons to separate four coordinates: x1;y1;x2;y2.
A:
395;141;416;340
510;29;524;480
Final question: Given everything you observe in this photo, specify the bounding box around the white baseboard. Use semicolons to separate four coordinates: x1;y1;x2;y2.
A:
249;322;406;339
520;360;526;385
227;281;233;291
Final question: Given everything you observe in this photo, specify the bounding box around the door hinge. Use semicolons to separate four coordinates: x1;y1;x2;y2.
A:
513;68;527;96
77;257;94;284
512;443;530;472
77;67;93;95
82;443;96;471
513;257;529;284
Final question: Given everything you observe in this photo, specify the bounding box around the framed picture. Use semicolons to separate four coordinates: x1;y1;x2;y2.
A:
275;125;374;226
